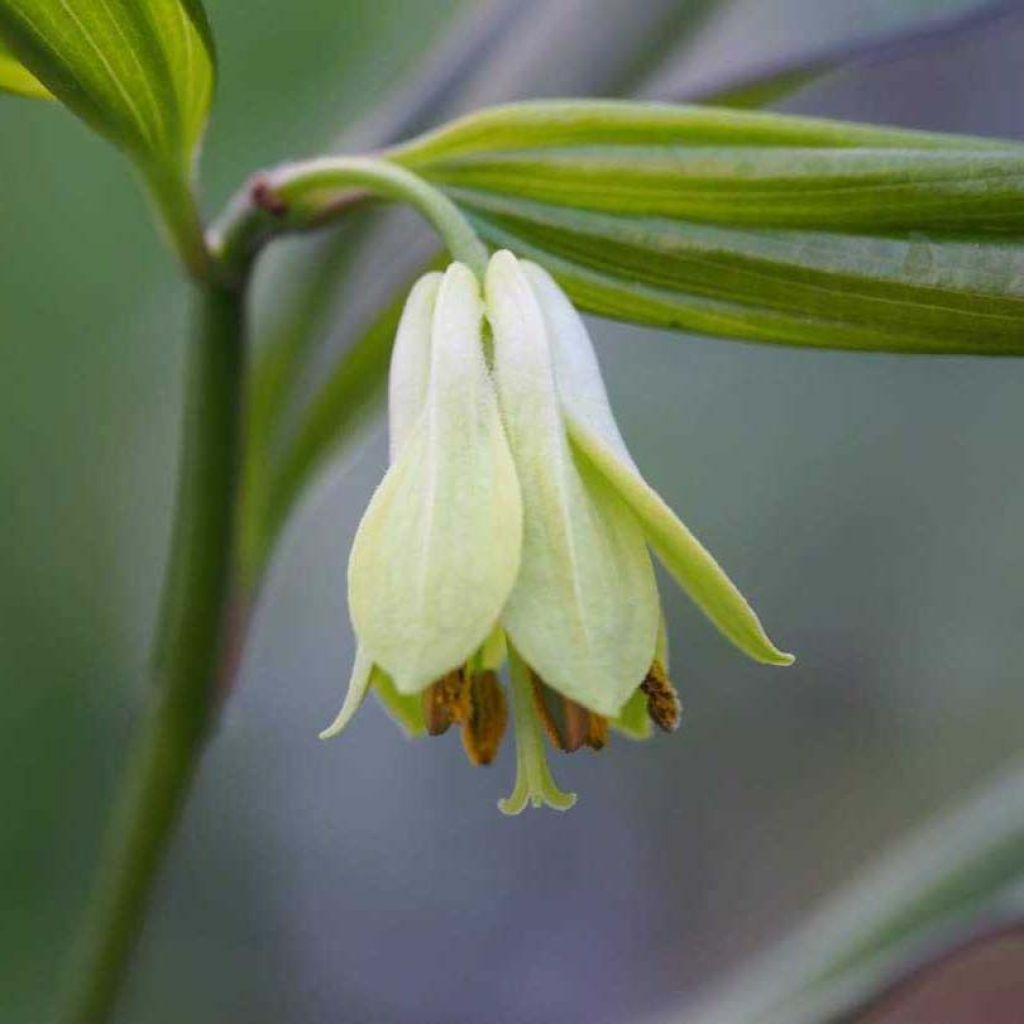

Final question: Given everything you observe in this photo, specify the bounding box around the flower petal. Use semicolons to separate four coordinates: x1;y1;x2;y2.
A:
388;271;443;461
524;260;792;667
520;260;636;469
349;263;523;694
573;425;793;665
612;689;652;740
487;251;659;717
319;646;374;739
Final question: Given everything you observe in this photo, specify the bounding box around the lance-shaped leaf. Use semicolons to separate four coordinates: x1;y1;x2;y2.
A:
391;101;1024;355
348;263;522;694
487;251;659;717
0;0;215;257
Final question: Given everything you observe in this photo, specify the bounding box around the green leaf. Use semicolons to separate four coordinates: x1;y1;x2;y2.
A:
392;101;1024;355
0;36;46;97
240;2;1022;599
682;758;1024;1024
0;0;215;180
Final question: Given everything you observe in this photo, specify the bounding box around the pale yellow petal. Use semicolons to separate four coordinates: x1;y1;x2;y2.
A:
524;259;791;667
487;251;659;717
349;262;523;693
572;422;794;666
388;271;443;461
319;646;374;739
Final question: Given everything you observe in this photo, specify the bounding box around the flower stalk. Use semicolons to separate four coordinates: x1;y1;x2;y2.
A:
210;155;488;283
59;281;246;1024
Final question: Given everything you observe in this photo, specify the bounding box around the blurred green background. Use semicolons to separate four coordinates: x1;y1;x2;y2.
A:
2;2;1023;1022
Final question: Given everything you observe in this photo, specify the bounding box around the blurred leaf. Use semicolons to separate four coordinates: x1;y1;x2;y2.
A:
675;759;1024;1024
0;0;215;181
641;0;1017;105
390;101;1024;354
0;36;47;97
845;929;1024;1024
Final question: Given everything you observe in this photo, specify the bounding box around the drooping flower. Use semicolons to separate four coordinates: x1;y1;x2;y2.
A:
322;252;793;813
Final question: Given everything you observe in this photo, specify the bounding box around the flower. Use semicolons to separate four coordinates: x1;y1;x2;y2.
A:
321;252;793;813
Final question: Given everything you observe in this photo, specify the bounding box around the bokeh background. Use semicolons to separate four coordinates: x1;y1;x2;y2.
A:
2;2;1023;1022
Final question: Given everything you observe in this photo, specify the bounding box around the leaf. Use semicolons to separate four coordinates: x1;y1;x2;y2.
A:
0;0;215;179
0;36;46;97
241;1;1022;594
679;757;1024;1024
391;101;1024;355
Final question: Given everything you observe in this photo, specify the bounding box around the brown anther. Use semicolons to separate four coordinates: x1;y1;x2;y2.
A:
530;672;609;753
530;671;567;749
460;671;508;766
585;712;609;751
640;661;681;732
250;176;288;217
422;669;470;736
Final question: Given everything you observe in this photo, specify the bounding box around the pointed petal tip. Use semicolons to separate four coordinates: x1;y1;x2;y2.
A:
319;647;375;741
754;634;796;667
441;258;479;290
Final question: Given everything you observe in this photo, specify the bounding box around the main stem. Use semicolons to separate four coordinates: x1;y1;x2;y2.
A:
59;281;246;1024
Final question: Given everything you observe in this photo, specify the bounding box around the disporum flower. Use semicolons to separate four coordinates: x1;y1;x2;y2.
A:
322;252;792;813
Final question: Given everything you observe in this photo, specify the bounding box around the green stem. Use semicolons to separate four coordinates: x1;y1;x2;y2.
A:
210;155;488;283
59;281;246;1024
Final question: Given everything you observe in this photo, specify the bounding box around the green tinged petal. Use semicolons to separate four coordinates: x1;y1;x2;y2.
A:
612;688;652;740
573;428;793;666
373;669;427;736
320;646;374;739
321;652;426;739
524;259;792;667
349;262;523;694
487;250;659;717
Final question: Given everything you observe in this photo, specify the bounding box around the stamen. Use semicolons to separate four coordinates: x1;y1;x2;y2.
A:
585;712;609;750
461;670;508;766
529;672;609;753
640;661;681;732
529;671;567;749
422;669;469;736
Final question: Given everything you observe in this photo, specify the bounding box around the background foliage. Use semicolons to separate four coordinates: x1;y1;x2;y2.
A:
1;2;1022;1022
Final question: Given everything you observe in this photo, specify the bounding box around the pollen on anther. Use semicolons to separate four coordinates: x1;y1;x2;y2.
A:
423;669;469;736
640;662;682;733
461;671;508;766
